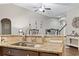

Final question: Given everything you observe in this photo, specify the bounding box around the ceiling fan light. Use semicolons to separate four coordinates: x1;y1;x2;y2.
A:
39;8;45;12
43;10;45;12
39;8;43;11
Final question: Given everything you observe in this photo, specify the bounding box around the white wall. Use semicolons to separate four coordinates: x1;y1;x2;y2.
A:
42;18;66;35
59;17;66;35
43;18;60;29
0;4;63;35
0;4;51;35
66;7;79;35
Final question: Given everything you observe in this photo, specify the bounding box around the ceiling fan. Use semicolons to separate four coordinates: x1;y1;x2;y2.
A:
34;4;51;12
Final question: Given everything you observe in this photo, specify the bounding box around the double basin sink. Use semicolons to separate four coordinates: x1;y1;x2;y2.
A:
11;41;42;48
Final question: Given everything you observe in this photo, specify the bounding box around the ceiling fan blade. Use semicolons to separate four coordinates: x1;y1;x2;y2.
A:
34;9;38;12
33;7;40;8
45;8;51;10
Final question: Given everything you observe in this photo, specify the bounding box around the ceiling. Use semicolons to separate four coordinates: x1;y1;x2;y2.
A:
14;3;79;18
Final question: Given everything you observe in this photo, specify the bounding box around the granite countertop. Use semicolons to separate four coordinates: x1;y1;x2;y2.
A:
67;35;79;37
0;41;63;54
0;34;65;37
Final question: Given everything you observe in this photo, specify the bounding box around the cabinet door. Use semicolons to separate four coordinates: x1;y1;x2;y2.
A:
2;47;10;55
26;51;38;56
11;49;27;56
2;47;39;56
3;48;26;56
66;37;70;44
0;47;2;56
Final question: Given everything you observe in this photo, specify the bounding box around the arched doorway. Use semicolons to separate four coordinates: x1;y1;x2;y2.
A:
1;18;11;35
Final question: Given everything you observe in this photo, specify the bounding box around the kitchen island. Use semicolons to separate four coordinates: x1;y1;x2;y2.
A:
0;35;64;56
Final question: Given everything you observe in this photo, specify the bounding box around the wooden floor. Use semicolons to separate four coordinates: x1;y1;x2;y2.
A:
64;46;79;56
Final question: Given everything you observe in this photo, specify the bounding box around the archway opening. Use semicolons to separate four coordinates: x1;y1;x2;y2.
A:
1;18;11;35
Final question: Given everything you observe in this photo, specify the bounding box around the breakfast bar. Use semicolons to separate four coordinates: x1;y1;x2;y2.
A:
0;35;64;56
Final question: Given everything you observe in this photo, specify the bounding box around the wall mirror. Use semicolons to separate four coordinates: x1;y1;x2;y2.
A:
72;17;79;28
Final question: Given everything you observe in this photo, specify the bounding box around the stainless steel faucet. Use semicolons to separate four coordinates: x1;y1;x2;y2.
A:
1;38;5;43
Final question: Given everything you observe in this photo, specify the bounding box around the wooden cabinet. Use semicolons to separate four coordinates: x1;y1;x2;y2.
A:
0;47;2;56
26;51;38;56
2;47;38;56
2;48;26;56
39;52;59;56
66;36;79;48
0;47;60;56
